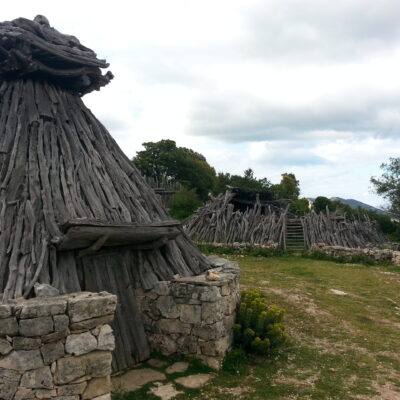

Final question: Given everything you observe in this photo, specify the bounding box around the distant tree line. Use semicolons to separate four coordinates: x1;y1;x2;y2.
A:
132;140;400;241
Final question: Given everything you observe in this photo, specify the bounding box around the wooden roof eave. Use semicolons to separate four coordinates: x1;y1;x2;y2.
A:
57;219;182;253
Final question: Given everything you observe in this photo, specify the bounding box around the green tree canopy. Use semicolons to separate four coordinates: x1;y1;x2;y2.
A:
133;139;216;200
313;196;334;213
215;168;271;194
370;157;400;215
271;173;300;200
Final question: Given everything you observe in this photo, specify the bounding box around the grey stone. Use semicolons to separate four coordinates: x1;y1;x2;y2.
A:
180;304;201;324
65;332;97;356
221;284;230;296
202;300;225;324
13;387;34;400
92;395;111;400
41;340;65;364
82;375;110;399
19;316;54;336
0;317;18;335
156;296;180;318
177;336;197;354
206;256;229;267
165;361;189;374
42;328;69;343
21;366;53;389
0;368;20;400
57;381;87;396
112;368;166;392
97;325;115;351
68;293;117;323
174;373;214;389
152;281;171;296
192;321;225;340
198;286;221;302
170;283;191;298
18;297;67;319
148;382;183;400
70;314;113;331
13;337;41;350
157;319;191;335
34;388;57;398
54;314;70;331
34;283;60;297
55;351;112;384
148;334;177;356
0;304;12;319
200;336;231;356
0;349;44;371
0;337;12;354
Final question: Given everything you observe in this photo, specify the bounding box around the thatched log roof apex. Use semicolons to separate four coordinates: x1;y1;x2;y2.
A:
0;15;113;95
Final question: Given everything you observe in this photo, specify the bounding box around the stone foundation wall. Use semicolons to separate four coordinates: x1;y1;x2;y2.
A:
0;291;117;400
136;256;240;369
309;243;400;265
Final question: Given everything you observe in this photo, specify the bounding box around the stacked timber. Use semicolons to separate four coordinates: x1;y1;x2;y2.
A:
301;212;387;248
184;191;288;246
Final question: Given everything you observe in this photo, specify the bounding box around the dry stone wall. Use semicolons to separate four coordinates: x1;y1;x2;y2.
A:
136;256;240;370
309;243;400;265
0;292;116;400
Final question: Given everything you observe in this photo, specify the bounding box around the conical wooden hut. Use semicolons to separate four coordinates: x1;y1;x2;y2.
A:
0;15;210;371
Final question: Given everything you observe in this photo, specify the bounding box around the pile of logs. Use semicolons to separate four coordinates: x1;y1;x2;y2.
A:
301;212;387;249
184;191;288;245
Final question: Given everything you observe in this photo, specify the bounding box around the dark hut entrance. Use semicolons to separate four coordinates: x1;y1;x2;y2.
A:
0;15;210;371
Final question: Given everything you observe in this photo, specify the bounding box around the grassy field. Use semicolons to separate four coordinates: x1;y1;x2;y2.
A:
181;255;400;400
115;255;400;400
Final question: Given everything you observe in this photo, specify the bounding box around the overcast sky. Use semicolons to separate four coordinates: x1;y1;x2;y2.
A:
4;0;400;207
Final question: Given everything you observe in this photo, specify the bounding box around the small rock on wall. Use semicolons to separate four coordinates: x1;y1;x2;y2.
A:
0;291;117;400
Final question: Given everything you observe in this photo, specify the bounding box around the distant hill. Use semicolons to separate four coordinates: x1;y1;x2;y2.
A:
330;197;388;215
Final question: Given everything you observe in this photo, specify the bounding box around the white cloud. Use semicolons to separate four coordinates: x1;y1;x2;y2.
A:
2;0;400;207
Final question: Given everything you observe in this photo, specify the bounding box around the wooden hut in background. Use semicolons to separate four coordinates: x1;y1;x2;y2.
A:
0;16;210;371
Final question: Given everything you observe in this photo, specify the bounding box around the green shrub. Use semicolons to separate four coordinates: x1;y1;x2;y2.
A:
234;290;288;355
221;348;248;375
170;187;202;221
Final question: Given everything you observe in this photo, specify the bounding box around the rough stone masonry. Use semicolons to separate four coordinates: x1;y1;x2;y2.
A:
0;291;117;400
136;256;240;370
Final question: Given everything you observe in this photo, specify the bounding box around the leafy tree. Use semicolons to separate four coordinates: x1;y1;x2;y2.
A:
313;196;334;213
133;140;216;200
289;198;310;215
371;158;400;215
215;168;271;194
170;187;202;221
271;173;300;200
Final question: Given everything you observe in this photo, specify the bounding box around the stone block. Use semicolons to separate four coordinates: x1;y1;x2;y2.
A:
20;366;53;389
177;336;198;354
180;304;201;324
13;337;41;351
0;337;12;354
0;304;12;319
70;314;114;331
152;281;171;296
34;388;57;398
34;283;60;297
13;387;34;400
41;328;69;343
202;300;225;324
198;286;222;302
157;318;191;335
170;283;191;298
18;297;67;319
54;314;70;331
55;351;112;384
65;332;97;356
0;349;44;371
92;394;111;400
19;316;54;337
220;284;230;296
41;340;65;364
97;325;115;351
156;295;180;318
68;293;117;323
0;317;18;336
57;381;87;396
82;375;111;399
192;321;225;340
148;334;177;356
225;296;238;315
0;368;20;400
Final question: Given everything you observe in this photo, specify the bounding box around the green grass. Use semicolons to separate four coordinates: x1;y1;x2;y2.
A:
187;255;400;399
